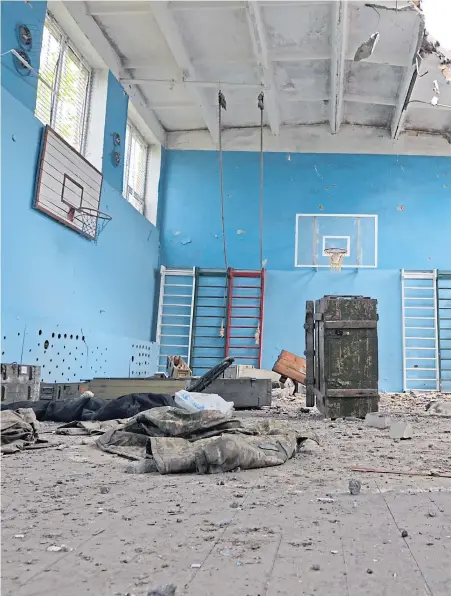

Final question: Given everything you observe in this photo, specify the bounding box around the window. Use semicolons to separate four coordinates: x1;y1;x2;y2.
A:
123;122;149;215
36;13;91;154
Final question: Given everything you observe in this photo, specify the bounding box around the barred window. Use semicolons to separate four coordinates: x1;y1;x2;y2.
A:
123;122;149;215
36;13;91;154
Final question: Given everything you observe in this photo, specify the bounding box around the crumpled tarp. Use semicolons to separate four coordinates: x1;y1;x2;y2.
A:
0;393;175;422
56;419;127;436
1;408;49;454
96;406;315;474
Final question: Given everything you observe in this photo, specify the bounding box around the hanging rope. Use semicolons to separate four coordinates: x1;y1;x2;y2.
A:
256;92;265;345
218;90;228;271
258;91;264;270
218;90;228;338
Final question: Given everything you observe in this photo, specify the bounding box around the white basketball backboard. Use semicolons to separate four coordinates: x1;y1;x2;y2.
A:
34;126;103;239
295;214;378;268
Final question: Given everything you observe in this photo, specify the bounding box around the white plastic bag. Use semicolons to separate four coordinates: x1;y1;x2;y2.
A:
174;390;234;416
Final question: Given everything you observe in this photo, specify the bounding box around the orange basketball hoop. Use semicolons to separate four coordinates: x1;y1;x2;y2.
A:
324;247;347;272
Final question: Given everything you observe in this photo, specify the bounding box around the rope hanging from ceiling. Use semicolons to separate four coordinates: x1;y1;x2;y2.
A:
217;90;265;340
218;90;227;338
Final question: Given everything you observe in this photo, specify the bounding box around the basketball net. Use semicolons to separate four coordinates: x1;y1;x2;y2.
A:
324;248;347;272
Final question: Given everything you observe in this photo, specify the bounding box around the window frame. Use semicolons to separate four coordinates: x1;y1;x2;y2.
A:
36;12;92;155
123;120;150;216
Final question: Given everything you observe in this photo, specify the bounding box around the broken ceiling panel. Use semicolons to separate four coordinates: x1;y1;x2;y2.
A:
78;0;449;145
347;1;421;67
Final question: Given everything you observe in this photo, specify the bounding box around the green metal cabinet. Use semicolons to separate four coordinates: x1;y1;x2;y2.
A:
305;296;379;418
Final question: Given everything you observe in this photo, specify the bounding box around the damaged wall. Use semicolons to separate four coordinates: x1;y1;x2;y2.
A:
160;150;451;392
1;1;161;382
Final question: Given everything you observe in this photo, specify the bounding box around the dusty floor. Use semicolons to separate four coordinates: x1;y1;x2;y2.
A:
2;392;451;596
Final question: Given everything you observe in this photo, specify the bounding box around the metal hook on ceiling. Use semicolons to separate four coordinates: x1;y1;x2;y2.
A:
415;53;429;78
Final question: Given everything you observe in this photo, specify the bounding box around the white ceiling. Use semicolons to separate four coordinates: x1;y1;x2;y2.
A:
64;1;451;151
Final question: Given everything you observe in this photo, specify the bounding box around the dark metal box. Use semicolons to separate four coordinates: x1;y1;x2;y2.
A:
305;296;379;418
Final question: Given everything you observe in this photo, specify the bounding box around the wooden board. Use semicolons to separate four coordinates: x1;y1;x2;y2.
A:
34;126;103;239
272;349;306;384
87;378;186;400
87;376;271;408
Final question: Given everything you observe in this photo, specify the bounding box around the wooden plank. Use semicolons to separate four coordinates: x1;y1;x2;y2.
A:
327;389;379;397
272;349;306;384
324;320;377;329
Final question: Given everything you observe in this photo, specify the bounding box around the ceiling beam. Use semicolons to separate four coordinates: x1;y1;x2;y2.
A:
329;0;348;134
87;6;151;17
390;17;425;139
246;1;280;135
151;1;219;143
62;1;166;146
270;49;412;68
120;78;265;89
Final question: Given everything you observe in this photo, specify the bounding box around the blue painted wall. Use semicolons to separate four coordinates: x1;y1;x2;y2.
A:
1;2;160;382
1;0;47;111
160;150;451;391
102;72;128;193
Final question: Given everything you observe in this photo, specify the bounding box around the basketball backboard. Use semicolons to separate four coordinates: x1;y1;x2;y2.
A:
295;214;378;269
34;126;103;239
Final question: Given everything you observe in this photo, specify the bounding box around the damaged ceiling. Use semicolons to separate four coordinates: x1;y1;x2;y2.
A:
62;0;451;149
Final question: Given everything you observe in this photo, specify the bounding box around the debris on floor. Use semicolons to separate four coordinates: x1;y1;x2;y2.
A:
426;400;451;415
1;391;450;595
348;479;361;495
166;355;191;379
148;585;177;596
389;421;413;440
365;412;391;429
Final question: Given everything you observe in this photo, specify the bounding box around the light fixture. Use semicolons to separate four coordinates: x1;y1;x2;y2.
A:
354;5;380;62
354;32;380;61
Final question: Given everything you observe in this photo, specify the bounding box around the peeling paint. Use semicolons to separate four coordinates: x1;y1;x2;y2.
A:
318;205;324;210
173;231;181;236
181;238;192;245
262;259;268;267
236;229;246;235
397;205;405;210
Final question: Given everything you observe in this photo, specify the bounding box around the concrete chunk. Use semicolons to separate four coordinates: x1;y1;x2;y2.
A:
389;421;413;440
365;413;391;429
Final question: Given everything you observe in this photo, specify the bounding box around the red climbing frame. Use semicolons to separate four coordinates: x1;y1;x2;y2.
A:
225;268;265;368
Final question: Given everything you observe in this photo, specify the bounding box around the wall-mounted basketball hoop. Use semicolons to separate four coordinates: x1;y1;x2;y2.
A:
324;247;347;272
74;207;112;243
